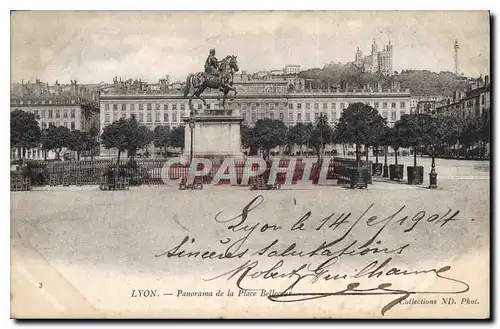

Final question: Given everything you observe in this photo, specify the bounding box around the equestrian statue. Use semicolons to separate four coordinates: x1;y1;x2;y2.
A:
183;49;239;111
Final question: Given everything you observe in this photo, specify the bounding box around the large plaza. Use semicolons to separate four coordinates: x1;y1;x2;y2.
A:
11;157;490;318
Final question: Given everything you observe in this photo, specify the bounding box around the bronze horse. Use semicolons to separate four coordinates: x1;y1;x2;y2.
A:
183;55;239;111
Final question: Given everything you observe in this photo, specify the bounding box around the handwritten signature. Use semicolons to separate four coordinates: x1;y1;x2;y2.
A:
204;257;470;316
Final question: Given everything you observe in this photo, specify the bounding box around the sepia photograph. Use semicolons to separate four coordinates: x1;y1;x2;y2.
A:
9;10;490;319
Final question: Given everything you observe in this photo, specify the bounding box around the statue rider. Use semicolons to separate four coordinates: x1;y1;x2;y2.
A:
204;49;220;76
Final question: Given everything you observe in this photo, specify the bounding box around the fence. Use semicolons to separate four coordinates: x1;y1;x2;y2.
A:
20;157;372;187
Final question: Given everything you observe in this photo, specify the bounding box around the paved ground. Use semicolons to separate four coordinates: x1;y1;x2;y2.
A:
10;157;490;318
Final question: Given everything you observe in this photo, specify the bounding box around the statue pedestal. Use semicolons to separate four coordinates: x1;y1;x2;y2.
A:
183;112;244;160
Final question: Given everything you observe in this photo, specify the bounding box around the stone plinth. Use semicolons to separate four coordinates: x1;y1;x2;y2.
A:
183;111;244;158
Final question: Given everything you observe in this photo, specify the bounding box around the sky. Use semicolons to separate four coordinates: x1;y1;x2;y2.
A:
10;10;490;84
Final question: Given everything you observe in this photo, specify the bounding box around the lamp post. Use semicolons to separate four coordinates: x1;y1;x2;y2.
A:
429;145;437;188
383;145;389;177
188;111;195;165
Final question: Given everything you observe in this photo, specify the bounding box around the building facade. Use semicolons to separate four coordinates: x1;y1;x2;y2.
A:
10;80;100;160
435;75;490;118
99;76;411;157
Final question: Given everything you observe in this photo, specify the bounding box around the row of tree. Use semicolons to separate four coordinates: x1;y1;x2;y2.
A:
11;104;490;163
11;109;185;161
241;102;491;164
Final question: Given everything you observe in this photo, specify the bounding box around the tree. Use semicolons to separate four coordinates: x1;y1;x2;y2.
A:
45;125;71;160
86;127;100;160
335;102;386;166
241;124;258;155
248;119;288;159
387;124;405;165
309;114;334;163
11;109;41;160
101;117;153;161
153;125;171;156
100;118;130;162
40;129;50;160
169;125;185;153
288;123;311;156
397;113;431;167
67;129;86;161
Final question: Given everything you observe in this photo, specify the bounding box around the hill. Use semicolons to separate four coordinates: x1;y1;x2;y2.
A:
298;64;469;96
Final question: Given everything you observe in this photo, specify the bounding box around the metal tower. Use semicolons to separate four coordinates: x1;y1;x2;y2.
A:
453;39;459;75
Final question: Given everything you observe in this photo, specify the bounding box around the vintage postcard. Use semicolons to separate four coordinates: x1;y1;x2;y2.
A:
10;10;490;319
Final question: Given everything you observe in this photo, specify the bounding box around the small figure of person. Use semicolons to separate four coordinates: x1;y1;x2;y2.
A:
204;49;219;75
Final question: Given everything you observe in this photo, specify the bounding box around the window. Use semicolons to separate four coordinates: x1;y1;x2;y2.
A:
383;102;388;109
391;111;397;121
113;113;117;122
181;111;186;118
482;95;485;104
382;111;388;119
251;112;256;122
155;111;160;122
331;103;336;109
270;104;275;110
63;110;68;118
63;122;68;128
139;113;144;122
71;122;75;130
270;112;275;120
306;103;311;110
340;103;345;109
122;104;126;111
314;113;319;121
306;113;311;122
251;103;256;110
71;109;75;118
172;113;177;122
105;103;109;110
113;104;118;111
34;110;39;118
147;112;152;122
139;103;144;110
131;114;136;120
314;103;319;110
121;112;126;119
41;110;46;118
391;102;397;109
332;111;337;120
206;104;211;109
297;103;302;109
105;113;110;122
400;101;406;109
163;104;168;110
288;103;293;109
289;112;294;121
242;103;247;110
260;112;265;119
155;103;160;110
147;103;152;110
130;104;135;111
400;111;406;116
297;113;302;121
172;104;177;110
181;104;185;110
198;104;202;110
56;110;60;118
279;112;284;121
164;113;169;122
374;102;379;109
323;103;328;110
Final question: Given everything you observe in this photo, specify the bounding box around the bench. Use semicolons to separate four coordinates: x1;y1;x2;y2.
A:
179;176;203;190
249;176;281;190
